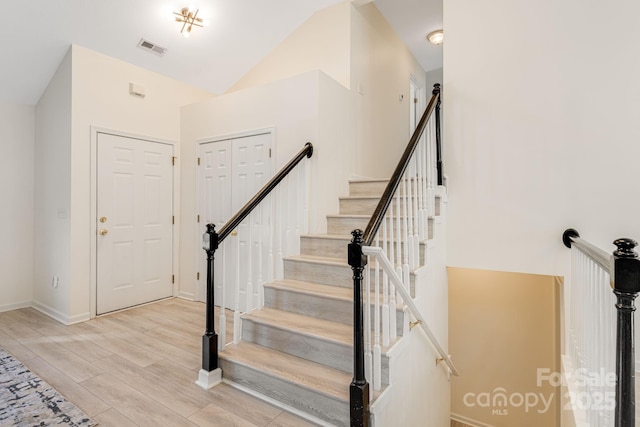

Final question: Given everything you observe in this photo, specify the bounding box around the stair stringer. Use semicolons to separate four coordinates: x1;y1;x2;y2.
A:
369;187;451;427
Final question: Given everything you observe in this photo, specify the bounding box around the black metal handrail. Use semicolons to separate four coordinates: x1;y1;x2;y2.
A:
362;84;441;245
218;142;313;243
199;142;313;385
348;84;442;426
562;228;640;427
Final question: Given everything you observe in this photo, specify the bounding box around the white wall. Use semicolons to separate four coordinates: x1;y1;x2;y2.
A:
444;0;640;276
179;70;354;299
445;2;640;423
0;102;35;312
67;45;211;321
350;3;427;178
426;67;443;93
34;51;72;319
33;45;212;323
226;2;426;180
229;2;351;92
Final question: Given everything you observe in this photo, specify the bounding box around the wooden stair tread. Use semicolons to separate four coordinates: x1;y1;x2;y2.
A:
349;178;388;183
283;254;348;266
243;308;352;345
301;233;430;245
327;214;371;219
284;254;420;276
300;233;352;241
265;279;352;301
220;341;350;402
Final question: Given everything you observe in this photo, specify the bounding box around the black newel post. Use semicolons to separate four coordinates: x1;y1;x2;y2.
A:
348;229;369;427
613;238;640;427
202;223;219;372
433;83;443;186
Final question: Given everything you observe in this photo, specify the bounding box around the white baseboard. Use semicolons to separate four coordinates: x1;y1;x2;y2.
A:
177;291;195;301
0;300;31;313
31;301;90;325
450;412;496;427
369;384;392;427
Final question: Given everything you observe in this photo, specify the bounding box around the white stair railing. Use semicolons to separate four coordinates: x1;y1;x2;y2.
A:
565;233;616;427
362;245;458;393
224;158;310;346
348;84;457;405
198;143;313;390
562;229;640;427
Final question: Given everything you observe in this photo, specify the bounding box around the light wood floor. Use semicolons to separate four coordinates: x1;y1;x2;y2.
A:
0;298;318;427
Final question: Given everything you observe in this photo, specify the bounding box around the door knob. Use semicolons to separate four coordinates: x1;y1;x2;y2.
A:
231;230;238;236
99;229;108;236
99;216;107;223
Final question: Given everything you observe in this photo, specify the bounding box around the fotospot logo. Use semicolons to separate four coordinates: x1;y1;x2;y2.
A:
463;387;554;416
462;368;616;416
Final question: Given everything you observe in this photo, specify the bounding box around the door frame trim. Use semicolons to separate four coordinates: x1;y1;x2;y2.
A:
90;126;178;318
195;127;276;303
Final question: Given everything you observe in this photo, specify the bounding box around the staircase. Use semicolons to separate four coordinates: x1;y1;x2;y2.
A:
218;178;441;426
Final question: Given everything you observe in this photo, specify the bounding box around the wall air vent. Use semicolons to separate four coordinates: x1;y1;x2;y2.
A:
137;38;167;57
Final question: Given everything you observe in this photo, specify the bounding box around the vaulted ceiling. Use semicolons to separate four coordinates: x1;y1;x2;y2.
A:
1;0;442;105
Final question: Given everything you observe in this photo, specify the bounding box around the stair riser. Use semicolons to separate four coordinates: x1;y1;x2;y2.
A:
349;181;388;197
219;358;349;426
263;286;406;337
327;216;434;241
300;235;427;264
284;259;416;296
349;180;441;198
339;197;426;216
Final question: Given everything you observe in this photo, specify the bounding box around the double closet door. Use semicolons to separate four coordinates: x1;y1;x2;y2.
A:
198;132;272;312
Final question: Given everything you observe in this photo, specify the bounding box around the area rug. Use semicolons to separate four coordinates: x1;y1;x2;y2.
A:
0;348;97;426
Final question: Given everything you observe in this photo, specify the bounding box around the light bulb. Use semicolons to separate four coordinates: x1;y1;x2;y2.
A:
427;30;444;45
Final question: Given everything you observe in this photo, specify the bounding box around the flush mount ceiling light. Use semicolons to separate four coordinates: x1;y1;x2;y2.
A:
173;6;207;37
427;30;444;45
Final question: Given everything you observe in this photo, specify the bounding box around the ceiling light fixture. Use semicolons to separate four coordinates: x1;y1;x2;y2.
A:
427;30;444;46
173;7;207;37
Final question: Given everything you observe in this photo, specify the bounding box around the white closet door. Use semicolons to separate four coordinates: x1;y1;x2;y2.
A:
198;132;272;311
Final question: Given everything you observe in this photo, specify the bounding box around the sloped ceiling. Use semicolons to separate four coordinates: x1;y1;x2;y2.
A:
0;0;442;106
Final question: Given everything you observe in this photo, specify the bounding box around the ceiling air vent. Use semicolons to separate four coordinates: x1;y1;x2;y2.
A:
137;38;167;57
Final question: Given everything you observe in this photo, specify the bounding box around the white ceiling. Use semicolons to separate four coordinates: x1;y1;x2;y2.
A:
1;0;442;106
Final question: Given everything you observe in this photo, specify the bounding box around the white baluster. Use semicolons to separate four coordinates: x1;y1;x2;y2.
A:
402;175;410;293
411;158;420;267
268;192;274;284
257;206;264;309
395;182;404;306
293;165;304;255
406;166;415;269
364;254;372;399
374;237;382;391
420;136;429;229
246;213;254;313
388;204;397;342
303;160;310;235
276;185;284;279
416;141;426;242
382;214;390;347
234;226;241;344
219;244;226;350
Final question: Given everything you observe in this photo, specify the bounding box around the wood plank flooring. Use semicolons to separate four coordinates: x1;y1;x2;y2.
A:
0;298;317;427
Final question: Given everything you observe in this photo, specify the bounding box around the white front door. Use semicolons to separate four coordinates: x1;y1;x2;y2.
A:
96;133;174;315
199;132;272;311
